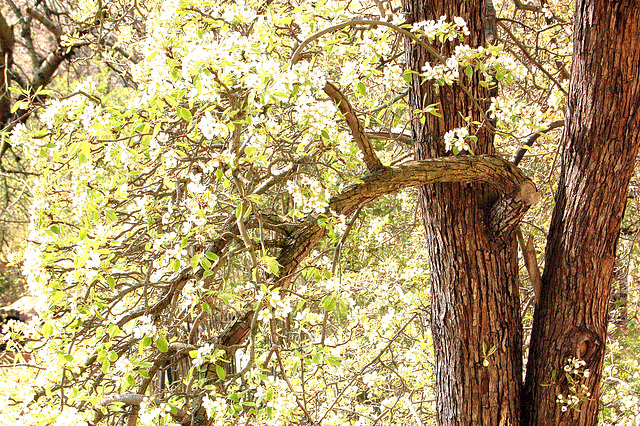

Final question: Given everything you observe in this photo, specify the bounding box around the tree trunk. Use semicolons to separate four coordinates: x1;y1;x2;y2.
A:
404;1;522;424
523;1;640;424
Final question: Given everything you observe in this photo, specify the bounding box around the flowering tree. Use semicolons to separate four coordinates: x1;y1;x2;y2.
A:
1;0;638;425
0;0;142;263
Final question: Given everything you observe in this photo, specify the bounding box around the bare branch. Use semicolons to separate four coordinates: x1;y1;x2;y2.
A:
512;119;564;166
291;19;446;65
0;11;15;125
26;7;62;39
365;127;412;144
324;82;384;172
517;230;542;302
498;22;568;95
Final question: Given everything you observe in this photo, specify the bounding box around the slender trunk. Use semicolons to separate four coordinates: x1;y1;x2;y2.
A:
523;1;640;424
404;1;522;424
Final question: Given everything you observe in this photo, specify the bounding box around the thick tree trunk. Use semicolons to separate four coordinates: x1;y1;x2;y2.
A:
523;1;640;424
404;1;522;424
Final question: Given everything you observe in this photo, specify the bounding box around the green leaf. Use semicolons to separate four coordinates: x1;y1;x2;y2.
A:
322;296;335;311
156;336;169;352
216;365;226;380
357;82;366;96
10;101;23;113
262;256;281;276
199;256;212;271
126;374;136;386
42;323;53;339
205;252;219;262
53;291;65;304
465;65;473;79
108;324;120;337
177;107;192;121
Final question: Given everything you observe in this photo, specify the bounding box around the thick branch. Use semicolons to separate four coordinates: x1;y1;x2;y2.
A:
219;155;538;346
489;180;540;236
26;7;62;39
324;82;384;171
31;46;71;90
0;11;14;125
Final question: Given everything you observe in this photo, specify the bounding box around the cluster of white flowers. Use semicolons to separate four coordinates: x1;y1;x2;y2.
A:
199;111;230;141
557;357;592;412
421;58;460;85
132;315;158;339
191;342;216;368
564;357;590;376
138;398;175;425
486;52;528;81
180;280;203;310
202;395;228;419
444;127;471;153
294;89;339;135
489;95;545;129
286;176;331;215
413;15;469;41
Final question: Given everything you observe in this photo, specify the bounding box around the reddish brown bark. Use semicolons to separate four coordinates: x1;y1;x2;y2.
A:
523;1;640;424
404;1;523;424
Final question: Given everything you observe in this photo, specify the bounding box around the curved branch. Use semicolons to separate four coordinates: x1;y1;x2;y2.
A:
291;19;446;65
512;119;564;166
324;82;384;171
219;155;538;346
365;127;412;144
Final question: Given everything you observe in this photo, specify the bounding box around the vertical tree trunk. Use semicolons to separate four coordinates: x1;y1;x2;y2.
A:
523;1;640;424
404;1;522;424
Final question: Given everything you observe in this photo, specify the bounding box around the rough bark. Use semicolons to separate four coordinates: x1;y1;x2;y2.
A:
404;0;523;424
523;1;640;424
0;11;14;127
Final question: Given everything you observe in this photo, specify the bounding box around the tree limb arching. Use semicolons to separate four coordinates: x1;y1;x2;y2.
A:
291;19;447;65
217;155;539;348
324;82;385;172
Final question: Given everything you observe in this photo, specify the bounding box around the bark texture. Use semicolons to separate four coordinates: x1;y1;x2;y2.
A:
0;12;14;128
404;0;523;424
523;1;640;424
